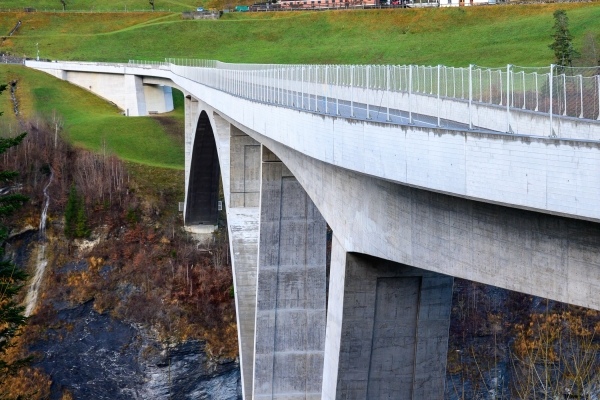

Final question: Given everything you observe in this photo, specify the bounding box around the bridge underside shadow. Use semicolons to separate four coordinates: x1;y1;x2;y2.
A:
188;110;600;400
185;110;221;225
211;114;600;399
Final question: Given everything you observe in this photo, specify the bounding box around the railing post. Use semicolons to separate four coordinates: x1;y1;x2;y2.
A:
597;74;600;120
549;64;554;137
499;69;503;106
579;74;584;119
409;65;413;124
264;68;267;103
437;64;441;127
468;64;473;130
336;65;340;116
452;67;456;98
366;65;371;120
534;72;538;111
522;71;526;110
506;64;511;133
563;73;567;116
430;66;434;95
479;68;482;102
301;66;304;109
325;65;329;114
311;65;315;112
351;65;354;117
386;65;391;122
445;66;448;97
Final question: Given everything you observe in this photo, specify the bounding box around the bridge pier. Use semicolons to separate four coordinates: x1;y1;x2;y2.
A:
38;68;173;116
323;235;453;400
228;125;262;399
253;147;327;399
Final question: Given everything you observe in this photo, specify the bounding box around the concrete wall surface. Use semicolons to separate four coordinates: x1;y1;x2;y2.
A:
239;125;600;311
143;84;174;114
253;148;327;399
323;235;453;399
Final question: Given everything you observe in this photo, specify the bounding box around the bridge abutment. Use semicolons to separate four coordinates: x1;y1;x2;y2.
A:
253;147;327;399
324;235;453;399
39;68;173;116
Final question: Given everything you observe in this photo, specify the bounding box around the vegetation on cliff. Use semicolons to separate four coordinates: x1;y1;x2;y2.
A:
0;110;235;398
0;85;30;398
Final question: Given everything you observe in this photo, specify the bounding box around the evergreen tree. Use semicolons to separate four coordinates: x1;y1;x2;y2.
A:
64;186;89;239
0;84;31;390
75;196;90;238
549;10;579;68
64;184;78;238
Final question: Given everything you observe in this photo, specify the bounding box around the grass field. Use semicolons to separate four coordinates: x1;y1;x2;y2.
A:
1;0;204;12
1;3;600;167
1;3;600;66
0;65;185;169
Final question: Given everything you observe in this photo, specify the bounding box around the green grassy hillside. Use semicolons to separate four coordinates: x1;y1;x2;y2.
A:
1;0;200;12
1;3;599;168
2;3;600;66
0;65;185;169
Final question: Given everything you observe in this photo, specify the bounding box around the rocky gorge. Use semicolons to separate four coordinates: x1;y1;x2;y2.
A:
2;111;240;399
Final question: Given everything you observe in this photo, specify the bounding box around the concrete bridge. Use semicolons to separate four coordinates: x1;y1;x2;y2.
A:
26;59;600;399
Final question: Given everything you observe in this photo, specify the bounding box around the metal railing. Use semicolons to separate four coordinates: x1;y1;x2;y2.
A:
124;59;598;138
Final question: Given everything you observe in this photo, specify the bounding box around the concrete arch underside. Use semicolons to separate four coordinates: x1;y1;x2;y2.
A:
187;105;600;399
185;110;221;225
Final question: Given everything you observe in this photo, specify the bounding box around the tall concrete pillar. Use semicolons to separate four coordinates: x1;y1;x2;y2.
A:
123;74;146;116
323;235;453;400
229;125;261;399
184;94;199;196
253;147;327;400
143;84;174;114
230;126;261;208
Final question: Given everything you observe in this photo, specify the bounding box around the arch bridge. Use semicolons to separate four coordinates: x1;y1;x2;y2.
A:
26;59;600;400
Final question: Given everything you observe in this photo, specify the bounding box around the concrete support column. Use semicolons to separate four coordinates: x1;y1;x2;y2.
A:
143;84;174;114
253;147;327;400
323;235;453;400
184;94;199;194
229;125;262;400
123;74;146;116
230;126;261;208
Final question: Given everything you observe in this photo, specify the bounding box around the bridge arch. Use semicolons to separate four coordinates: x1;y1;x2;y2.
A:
185;110;221;225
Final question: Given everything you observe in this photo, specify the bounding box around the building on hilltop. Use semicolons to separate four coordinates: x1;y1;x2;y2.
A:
279;0;379;9
278;0;493;8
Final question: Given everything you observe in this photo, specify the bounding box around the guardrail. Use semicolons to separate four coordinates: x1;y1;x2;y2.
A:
127;59;600;138
33;59;600;138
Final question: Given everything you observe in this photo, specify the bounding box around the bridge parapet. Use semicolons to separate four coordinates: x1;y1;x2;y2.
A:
28;59;600;140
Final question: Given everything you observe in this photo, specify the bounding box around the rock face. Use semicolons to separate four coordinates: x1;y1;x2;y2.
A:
31;302;242;400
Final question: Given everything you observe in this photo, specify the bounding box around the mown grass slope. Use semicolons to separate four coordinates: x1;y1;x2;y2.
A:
0;65;185;169
1;3;600;66
1;3;599;168
2;0;198;12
